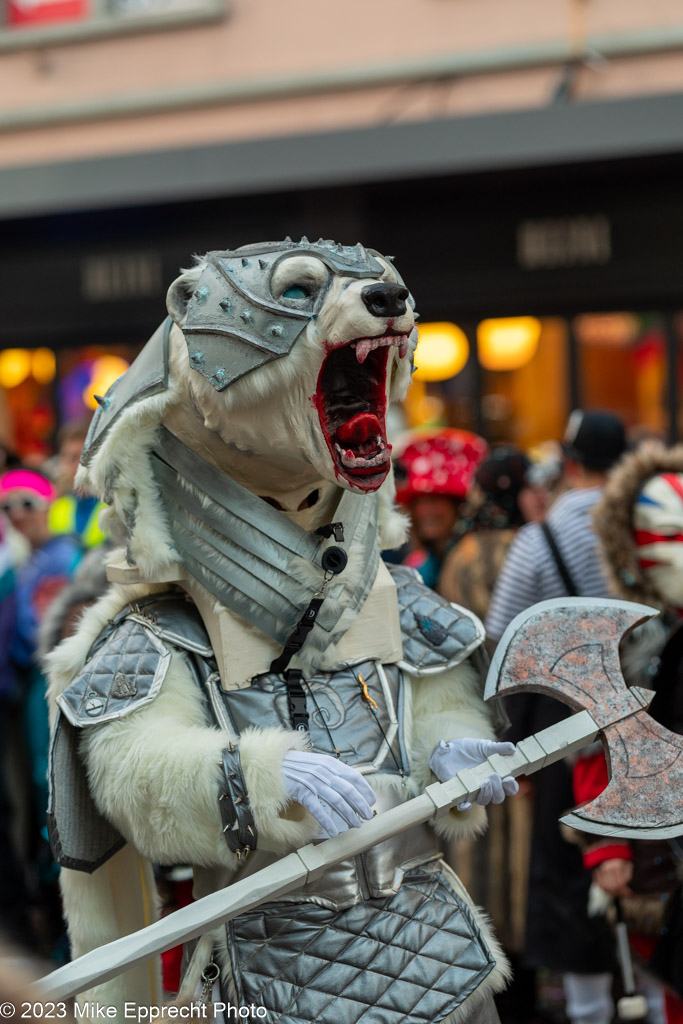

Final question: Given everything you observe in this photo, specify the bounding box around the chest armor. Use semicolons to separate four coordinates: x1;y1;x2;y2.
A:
211;659;407;778
50;563;485;883
49;569;496;1023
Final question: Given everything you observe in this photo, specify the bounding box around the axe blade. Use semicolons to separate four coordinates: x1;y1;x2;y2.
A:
485;597;683;840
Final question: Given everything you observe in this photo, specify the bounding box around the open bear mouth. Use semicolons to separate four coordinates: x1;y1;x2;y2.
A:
315;333;409;491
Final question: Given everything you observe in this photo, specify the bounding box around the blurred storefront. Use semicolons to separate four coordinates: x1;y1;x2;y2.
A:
2;141;683;455
4;0;683;455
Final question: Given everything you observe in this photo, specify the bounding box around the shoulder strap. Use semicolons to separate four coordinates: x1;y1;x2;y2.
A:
541;521;580;597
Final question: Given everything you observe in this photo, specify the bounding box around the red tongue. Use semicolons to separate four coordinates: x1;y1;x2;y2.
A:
336;413;382;446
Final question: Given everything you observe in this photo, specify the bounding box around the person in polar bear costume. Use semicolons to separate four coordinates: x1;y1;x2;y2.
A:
46;239;517;1024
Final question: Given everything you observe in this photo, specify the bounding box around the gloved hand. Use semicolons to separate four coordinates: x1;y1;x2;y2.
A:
429;738;519;811
282;750;377;838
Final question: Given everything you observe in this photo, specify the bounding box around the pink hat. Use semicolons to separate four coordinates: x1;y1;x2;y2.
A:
0;469;57;503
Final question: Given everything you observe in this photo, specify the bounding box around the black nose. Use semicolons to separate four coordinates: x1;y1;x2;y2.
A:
361;283;409;319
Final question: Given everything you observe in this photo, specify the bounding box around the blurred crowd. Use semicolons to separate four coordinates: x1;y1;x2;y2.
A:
0;409;683;1024
391;410;683;1024
0;420;109;967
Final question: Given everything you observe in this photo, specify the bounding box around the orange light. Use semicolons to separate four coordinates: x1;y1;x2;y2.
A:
477;317;541;371
574;313;639;347
0;349;32;389
31;348;56;384
413;322;469;382
83;356;130;410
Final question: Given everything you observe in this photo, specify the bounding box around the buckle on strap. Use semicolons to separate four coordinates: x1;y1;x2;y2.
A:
284;669;309;732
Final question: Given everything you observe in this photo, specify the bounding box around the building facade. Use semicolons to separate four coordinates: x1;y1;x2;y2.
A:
3;0;683;453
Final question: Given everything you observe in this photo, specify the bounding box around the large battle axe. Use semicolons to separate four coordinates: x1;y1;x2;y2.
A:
38;597;683;1001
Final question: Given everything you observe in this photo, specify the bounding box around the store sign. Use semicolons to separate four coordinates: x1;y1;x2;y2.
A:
516;214;611;270
7;0;88;26
81;252;163;302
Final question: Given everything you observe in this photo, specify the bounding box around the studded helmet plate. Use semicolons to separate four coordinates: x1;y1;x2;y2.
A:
182;239;388;391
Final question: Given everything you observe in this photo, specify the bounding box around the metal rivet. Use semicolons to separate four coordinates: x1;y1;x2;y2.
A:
193;287;209;303
240;310;253;324
219;297;232;313
84;695;105;717
270;325;283;337
258;259;268;270
241;258;251;268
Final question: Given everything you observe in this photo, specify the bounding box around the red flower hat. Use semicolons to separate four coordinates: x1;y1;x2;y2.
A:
394;429;489;504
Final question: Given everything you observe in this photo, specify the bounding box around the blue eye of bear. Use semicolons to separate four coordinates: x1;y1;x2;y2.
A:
283;286;309;300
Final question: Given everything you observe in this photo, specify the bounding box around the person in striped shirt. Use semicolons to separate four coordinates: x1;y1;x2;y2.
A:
485;409;627;1024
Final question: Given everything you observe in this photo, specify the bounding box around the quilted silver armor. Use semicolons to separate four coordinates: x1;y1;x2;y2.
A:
48;593;215;871
388;563;485;675
212;571;492;1021
49;575;494;1019
228;862;495;1024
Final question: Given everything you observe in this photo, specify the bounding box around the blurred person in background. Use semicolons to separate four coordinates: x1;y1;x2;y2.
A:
0;515;35;952
394;429;489;588
438;445;558;1022
438;444;555;620
485;410;627;1024
1;469;81;959
47;421;107;550
577;442;683;1024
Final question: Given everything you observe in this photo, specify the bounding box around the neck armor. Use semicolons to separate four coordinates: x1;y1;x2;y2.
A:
180;239;388;391
150;426;380;656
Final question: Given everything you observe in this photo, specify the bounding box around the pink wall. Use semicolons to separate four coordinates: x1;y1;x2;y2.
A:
3;0;683;168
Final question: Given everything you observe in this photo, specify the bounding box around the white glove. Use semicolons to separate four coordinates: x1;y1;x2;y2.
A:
429;738;519;811
282;750;377;838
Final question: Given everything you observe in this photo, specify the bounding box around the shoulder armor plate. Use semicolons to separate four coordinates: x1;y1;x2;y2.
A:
386;563;485;675
57;617;172;727
125;592;213;658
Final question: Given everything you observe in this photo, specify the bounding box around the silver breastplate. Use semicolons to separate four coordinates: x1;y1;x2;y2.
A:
212;659;407;777
213;660;440;910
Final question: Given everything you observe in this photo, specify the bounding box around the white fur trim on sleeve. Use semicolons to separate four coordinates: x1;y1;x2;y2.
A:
408;659;495;841
81;652;318;868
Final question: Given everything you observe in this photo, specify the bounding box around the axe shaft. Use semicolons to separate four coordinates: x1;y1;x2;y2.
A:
38;709;599;1002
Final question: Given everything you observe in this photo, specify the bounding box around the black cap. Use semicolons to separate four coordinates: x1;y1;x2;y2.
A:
563;409;626;471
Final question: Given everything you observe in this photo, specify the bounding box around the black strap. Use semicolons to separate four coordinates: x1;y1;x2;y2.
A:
269;596;325;674
541;522;580;597
284;669;309;732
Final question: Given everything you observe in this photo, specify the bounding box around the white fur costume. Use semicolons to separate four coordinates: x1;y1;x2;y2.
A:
47;241;510;1023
